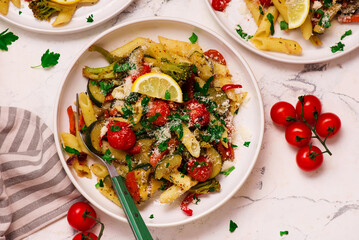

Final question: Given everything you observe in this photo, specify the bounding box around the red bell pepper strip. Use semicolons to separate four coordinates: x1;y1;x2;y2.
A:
180;193;201;216
67;106;76;136
125;171;141;202
221;84;242;91
78;112;85;131
216;142;235;161
338;14;359;23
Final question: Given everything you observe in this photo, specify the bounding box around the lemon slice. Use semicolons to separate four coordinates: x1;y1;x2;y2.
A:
50;0;80;5
131;73;183;103
286;0;310;29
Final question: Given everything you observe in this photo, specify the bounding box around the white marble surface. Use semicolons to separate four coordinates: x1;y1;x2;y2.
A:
1;0;359;239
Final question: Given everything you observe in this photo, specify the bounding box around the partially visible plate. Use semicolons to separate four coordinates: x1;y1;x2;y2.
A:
205;0;359;64
0;0;133;34
54;17;264;227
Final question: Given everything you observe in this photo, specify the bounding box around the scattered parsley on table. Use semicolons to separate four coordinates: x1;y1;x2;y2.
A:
280;230;289;236
32;49;60;68
0;28;19;51
229;220;238;233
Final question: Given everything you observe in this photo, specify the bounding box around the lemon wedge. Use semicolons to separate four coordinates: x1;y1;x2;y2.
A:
131;73;183;103
286;0;310;29
50;0;80;5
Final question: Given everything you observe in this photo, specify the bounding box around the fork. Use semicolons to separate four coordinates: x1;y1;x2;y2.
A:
76;94;153;240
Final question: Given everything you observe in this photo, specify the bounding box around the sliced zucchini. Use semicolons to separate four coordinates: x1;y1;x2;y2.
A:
85;120;106;155
133;139;155;164
132;163;152;171
154;154;182;180
87;80;105;107
189;51;214;81
189;178;221;194
204;147;222;179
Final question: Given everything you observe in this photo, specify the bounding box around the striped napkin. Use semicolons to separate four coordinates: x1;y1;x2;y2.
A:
0;107;84;240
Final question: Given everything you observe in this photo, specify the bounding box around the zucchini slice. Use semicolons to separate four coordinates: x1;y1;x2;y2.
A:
189;51;214;81
87;80;105;107
154;154;182;180
204;147;222;179
85;120;106;155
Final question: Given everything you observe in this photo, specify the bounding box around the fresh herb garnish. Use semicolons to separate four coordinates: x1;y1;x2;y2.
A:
64;146;80;155
280;231;289;236
319;13;331;28
19;11;22;15
235;24;253;41
221;166;235;176
99;81;114;96
149;214;154;219
86;14;94;23
121;104;134;120
259;6;264;15
32;49;60;68
141;96;150;113
222;137;229;143
229;220;238;233
126;154;132;171
95;179;104;188
243;141;251;147
110;125;121;132
158;139;169;153
231;144;238;148
0;28;18;51
200;121;225;143
267;13;275;35
234;108;239;115
322;0;332;8
126;92;139;104
148;113;162;123
166;162;170;168
113;62;136;73
102;149;114;164
194;76;214;96
280;21;288;30
340;29;352;40
192;65;198;74
330;41;345;53
164;90;171;100
193;194;201;204
189;32;198;44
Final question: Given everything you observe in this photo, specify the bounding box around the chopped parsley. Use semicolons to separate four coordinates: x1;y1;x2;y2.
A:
99;81;114;96
19;11;22;15
64;146;80;155
229;220;238;233
126;154;132;172
322;0;332;8
113;62;136;73
280;21;288;31
330;41;345;53
165;90;171;100
158;139;169;153
192;65;198;74
193;194;201;204
340;29;352;40
141;96;150;113
222;137;229;143
86;14;94;23
234;108;239;115
121;104;134;120
194;76;214;96
80;125;87;133
148;113;162;123
280;231;289;236
110;125;121;132
126;92;139;104
189;32;198;44
32;49;60;68
95;179;104;188
267;13;275;35
102;149;114;164
200;121;225;143
259;6;264;15
319;13;331;28
231;144;238;148
149;214;154;219
235;24;253;41
243;141;251;147
221;166;235;176
0;28;18;51
166;162;170;168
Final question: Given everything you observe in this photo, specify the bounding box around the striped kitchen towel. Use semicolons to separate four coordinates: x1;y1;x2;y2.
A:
0;107;84;240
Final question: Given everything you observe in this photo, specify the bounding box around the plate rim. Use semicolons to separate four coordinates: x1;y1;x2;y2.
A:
53;16;265;227
204;0;359;64
0;0;134;34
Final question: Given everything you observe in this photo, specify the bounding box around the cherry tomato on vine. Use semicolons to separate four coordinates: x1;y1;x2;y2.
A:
67;202;97;232
73;232;98;240
296;145;323;171
186;156;213;182
187;99;210;127
204;49;227;65
107;121;136;150
285;122;312;147
270;101;297;127
146;100;170;126
259;0;272;7
296;95;322;124
211;0;231;11
315;112;341;138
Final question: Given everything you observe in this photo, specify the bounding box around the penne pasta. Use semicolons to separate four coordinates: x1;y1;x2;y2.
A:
251;37;302;55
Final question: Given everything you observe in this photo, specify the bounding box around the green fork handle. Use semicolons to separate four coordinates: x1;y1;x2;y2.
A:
111;175;153;240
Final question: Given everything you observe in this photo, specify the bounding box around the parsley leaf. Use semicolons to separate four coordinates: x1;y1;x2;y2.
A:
330;41;345;53
95;179;104;189
19;11;22;15
32;49;60;68
192;65;198;74
280;21;288;31
229;220;238;233
148;113;162;123
243;141;251;147
340;30;352;40
322;0;332;8
158;139;169;153
114;62;136;73
319;13;331;28
165;90;171;100
0;28;18;51
220;166;235;176
200;121;225;143
149;214;154;219
267;13;275;35
280;231;289;236
235;24;253;41
86;14;94;23
189;32;198;44
259;6;264;15
126;154;132;171
64;146;80;155
110;125;121;132
102;149;114;164
126;92;140;104
99;81;114;96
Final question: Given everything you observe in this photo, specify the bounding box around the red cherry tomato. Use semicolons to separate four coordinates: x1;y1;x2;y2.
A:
216;142;234;161
211;0;231;11
186;156;212;182
204;49;227;65
73;232;98;240
296;145;323;171
285;122;312;147
187;99;210;127
125;171;141;202
131;63;151;82
107;121;136;150
270;101;297;127
259;0;272;7
296;95;322;124
146;100;170;126
315;113;341;138
67;202;97;232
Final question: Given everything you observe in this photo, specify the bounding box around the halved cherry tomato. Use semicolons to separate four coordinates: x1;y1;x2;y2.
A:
216;142;234;161
107;121;136;150
204;49;227;65
67;202;97;232
187;99;210;127
296;95;322;124
270;101;297;127
296;145;323;171
186;156;212;182
73;232;98;240
221;84;242;91
127;144;142;155
211;0;231;11
285;122;312;147
146;100;170;126
315;112;341;138
125;171;141;202
259;0;272;7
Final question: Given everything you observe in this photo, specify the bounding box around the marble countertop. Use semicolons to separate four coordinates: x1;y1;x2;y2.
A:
1;0;359;239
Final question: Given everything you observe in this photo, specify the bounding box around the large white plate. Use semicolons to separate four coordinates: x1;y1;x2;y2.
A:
205;0;359;64
54;17;264;227
0;0;133;34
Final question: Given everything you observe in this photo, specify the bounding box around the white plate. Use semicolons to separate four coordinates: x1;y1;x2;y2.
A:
54;17;264;227
205;0;359;64
0;0;133;34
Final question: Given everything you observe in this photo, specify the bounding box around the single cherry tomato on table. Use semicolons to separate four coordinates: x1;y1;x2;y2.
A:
186;156;213;182
67;202;97;232
73;232;98;240
259;0;272;7
146;100;170;126
296;145;323;171
270;101;297;127
211;0;231;11
285;122;312;147
296;95;322;124
107;121;136;150
315;112;341;138
204;49;227;65
186;99;210;127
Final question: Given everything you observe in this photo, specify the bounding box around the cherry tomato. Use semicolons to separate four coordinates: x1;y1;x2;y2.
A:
73;232;98;240
131;63;151;82
211;0;231;11
186;156;212;182
204;49;227;65
296;145;323;171
270;101;297;127
259;0;272;7
146;100;170;126
67;202;97;232
216;142;234;161
187;99;210;127
296;95;322;124
315;112;341;138
107;121;136;150
125;171;141;202
285;122;312;147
